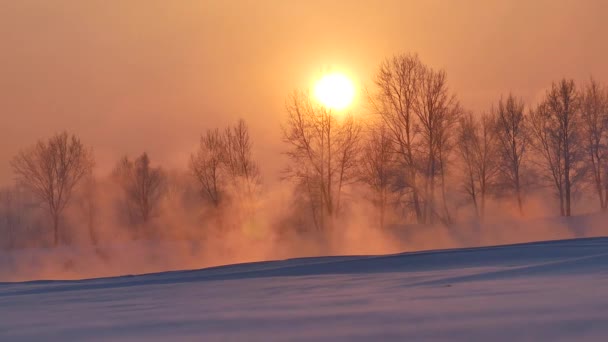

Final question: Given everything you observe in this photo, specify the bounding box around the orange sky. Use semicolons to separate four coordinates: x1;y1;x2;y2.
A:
1;0;607;186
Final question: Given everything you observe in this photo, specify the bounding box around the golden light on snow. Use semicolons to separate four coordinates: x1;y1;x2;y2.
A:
313;73;355;111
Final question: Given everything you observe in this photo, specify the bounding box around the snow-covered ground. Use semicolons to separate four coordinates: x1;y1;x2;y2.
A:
1;237;607;341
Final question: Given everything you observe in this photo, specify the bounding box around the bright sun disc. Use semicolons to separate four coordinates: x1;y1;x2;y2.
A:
314;73;355;110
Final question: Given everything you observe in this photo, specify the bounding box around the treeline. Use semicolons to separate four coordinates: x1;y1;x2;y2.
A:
0;120;261;249
1;53;608;249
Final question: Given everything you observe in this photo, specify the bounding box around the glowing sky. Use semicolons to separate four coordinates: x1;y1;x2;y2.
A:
1;0;607;185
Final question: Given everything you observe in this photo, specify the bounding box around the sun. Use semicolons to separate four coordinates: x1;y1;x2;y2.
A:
314;73;355;111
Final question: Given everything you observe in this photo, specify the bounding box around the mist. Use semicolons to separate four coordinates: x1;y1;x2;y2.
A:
1;178;606;282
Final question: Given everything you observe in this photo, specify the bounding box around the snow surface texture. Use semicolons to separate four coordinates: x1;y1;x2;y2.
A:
1;237;607;341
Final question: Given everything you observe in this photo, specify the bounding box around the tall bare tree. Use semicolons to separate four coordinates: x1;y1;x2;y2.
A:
221;119;262;230
370;54;460;225
457;112;498;219
370;54;424;223
359;124;395;229
529;79;583;216
76;174;99;245
414;66;461;224
114;153;166;226
11;132;94;246
283;91;361;231
190;129;225;208
223;119;262;198
190;120;261;210
493;94;529;215
580;78;608;210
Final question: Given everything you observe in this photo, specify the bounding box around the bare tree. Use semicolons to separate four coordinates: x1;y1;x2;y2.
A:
370;54;460;225
190;120;261;210
580;78;608;210
359;123;396;229
414;66;461;224
11;132;94;246
221;119;262;230
114;153;166;226
76;174;99;245
190;129;225;208
529;79;583;216
370;54;424;223
223;119;262;199
457;112;498;220
283;91;361;231
493;94;529;215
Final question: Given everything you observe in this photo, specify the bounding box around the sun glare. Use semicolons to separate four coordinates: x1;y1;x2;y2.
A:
314;73;355;111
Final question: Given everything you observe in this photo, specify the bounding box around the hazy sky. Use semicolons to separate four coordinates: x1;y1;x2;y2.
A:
1;0;607;186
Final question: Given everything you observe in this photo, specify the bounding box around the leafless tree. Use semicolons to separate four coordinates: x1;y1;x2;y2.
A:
529;79;583;216
223;119;262;199
221;119;262;230
457;112;498;220
369;53;425;223
190;120;261;210
113;153;166;226
76;174;99;245
580;78;608;210
458;115;479;216
414;66;461;225
359;123;396;229
530;102;564;214
493;94;529;215
283;91;361;231
11;132;94;246
370;54;460;225
190;129;225;208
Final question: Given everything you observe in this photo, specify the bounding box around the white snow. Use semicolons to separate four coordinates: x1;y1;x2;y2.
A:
1;237;608;341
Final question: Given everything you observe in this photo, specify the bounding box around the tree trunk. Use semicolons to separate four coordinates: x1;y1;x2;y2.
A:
515;173;524;216
89;212;97;246
604;181;608;211
516;190;523;216
53;214;60;247
379;193;386;230
559;190;565;217
409;170;423;223
480;190;486;221
439;164;451;225
565;173;572;217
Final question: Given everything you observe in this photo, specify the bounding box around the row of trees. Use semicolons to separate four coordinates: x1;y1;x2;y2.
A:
285;54;608;230
0;119;260;247
1;53;608;248
454;78;608;221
